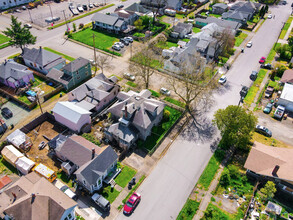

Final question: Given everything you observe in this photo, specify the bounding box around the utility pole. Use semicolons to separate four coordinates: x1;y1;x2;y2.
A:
28;8;33;23
48;3;54;24
62;10;70;32
93;34;97;75
36;94;43;114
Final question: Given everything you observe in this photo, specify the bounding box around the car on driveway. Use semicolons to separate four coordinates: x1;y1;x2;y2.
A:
160;87;171;96
263;103;273;114
255;125;272;137
124;36;133;43
112;45;121;51
260;63;272;69
123;192;141;215
120;38;129;46
114;42;124;48
259;57;266;64
246;41;252;48
218;75;227;84
124;73;135;81
1;107;13;119
60;185;78;201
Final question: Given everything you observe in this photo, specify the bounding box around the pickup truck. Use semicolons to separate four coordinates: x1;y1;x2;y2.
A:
91;193;110;212
265;86;274;98
274;105;285;120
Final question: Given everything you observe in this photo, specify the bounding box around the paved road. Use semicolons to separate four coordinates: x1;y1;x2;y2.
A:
116;3;292;220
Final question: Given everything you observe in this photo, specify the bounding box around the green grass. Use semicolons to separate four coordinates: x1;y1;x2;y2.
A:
43;47;75;61
0;33;10;45
126;81;137;87
115;165;137;188
181;38;190;42
203;203;233;220
48;4;115;29
279;17;293;39
266;43;280;62
155;41;178;49
8;53;20;59
280;30;287;39
177;199;200;220
57;171;73;187
176;13;187;19
209;13;221;18
101;185;120;203
193;27;201;33
133;32;145;38
71;28;120;56
18;95;31;104
149;89;161;97
0;158;17;174
234;32;248;47
122;175;146;204
110;74;122;81
164;97;185;108
0;42;12;49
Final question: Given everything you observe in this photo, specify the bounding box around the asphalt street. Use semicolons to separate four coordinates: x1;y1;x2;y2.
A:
116;3;293;220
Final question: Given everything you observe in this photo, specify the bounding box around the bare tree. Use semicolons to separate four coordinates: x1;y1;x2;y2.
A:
94;54;113;76
168;53;218;114
129;43;162;89
214;28;235;57
145;0;167;24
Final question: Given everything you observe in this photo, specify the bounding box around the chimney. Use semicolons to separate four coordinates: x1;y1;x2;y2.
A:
125;104;128;118
31;193;36;204
91;148;95;160
4;59;7;65
272;165;280;177
11;192;16;203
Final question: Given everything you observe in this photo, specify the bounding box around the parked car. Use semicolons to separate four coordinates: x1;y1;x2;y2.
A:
120;38;129;46
82;4;88;10
263;103;273;114
218;75;227;84
250;71;258;81
38;141;46;150
123;192;141;215
117;4;124;8
112;44;121;51
114;42;124;48
22;6;27;10
124;73;135;81
24;23;32;28
93;3;99;7
92;193;110;212
77;5;84;12
260;63;272;70
60;185;78;201
124;36;133;43
255;125;272;137
1;107;13;119
265;86;274;98
89;3;94;8
246;41;252;48
160;87;171;96
274;105;285;120
267;14;272;19
259;57;266;64
240;86;249;98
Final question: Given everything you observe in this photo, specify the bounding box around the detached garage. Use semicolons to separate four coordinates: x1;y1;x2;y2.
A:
278;83;293;112
52;101;91;133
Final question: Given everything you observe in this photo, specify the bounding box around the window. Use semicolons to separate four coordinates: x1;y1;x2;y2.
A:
3;2;6;5
64;218;68;220
9;0;11;3
40;67;43;70
77;76;80;80
76;71;79;75
83;180;86;185
98;179;101;185
68;213;72;219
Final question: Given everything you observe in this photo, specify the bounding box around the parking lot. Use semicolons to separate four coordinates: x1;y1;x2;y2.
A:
1;100;30;127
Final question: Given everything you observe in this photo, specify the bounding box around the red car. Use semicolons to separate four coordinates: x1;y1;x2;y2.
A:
259;57;266;64
123;192;141;215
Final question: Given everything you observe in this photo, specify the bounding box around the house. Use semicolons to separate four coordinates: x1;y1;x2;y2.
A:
68;73;120;113
244;142;293;198
124;3;152;16
194;16;241;31
22;47;66;75
52;101;92;133
0;172;77;220
170;22;193;38
212;3;228;15
53;134;104;175
0;0;33;10
0;59;34;89
47;57;91;91
91;13;128;33
113;8;139;25
278;83;293;112
280;69;293;84
6;129;32;151
140;0;182;10
104;90;165;149
222;10;250;24
75;145;118;193
0;117;7;135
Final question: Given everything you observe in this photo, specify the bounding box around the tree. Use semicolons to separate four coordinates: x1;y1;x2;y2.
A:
3;15;36;54
220;169;231;187
213;105;257;150
260;181;276;201
215;28;235;57
134;18;144;31
129;43;162;89
95;54;113;75
147;0;167;24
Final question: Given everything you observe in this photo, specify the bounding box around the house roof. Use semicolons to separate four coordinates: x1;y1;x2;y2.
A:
230;1;261;13
0;60;33;82
47;68;71;85
173;22;192;33
222;10;249;21
124;3;150;14
281;69;293;84
75;146;118;185
244;142;293;182
280;83;293;103
22;47;65;68
115;19;125;28
6;129;28;147
212;3;228;9
0;172;76;220
53;101;91;124
63;57;90;73
194;17;241;30
91;12;119;25
106;122;138;143
55;134;104;167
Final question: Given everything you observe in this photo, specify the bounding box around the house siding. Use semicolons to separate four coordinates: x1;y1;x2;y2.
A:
0;0;33;10
54;113;91;133
64;62;91;91
24;58;65;75
60;206;76;220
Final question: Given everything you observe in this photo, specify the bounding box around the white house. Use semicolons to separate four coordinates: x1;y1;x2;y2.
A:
52;101;91;133
91;12;128;33
278;83;293;112
0;0;33;10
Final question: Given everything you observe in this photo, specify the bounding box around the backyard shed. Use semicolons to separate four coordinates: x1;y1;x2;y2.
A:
15;156;36;175
278;83;293;112
6;129;32;151
1;145;24;167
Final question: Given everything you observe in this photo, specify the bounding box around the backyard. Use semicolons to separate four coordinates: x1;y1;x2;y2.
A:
155;41;178;49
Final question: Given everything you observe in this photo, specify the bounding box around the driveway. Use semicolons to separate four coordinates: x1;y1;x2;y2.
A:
1;100;30;127
115;3;293;220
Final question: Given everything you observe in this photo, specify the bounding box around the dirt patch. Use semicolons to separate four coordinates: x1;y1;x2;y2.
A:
26;121;66;171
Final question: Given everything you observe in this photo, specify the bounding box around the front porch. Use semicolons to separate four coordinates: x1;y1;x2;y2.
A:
104;168;121;186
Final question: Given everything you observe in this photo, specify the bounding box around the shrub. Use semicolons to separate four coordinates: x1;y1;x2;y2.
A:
228;165;240;179
220;169;230;187
189;15;195;19
73;23;76;32
79;23;84;29
163;110;170;121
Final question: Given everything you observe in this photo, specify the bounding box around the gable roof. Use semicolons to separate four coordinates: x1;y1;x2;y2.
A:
230;1;261;13
47;68;71;85
124;3;150;14
75;146;118;185
0;60;33;82
222;10;249;21
173;22;192;33
53;101;91;124
244;142;293;182
0;172;76;220
280;83;293;103
63;57;90;73
212;3;228;9
91;12;119;25
194;17;241;30
55;134;104;167
281;69;293;84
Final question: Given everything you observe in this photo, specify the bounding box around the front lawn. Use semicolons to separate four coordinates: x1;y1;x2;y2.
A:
115;165;137;188
267;43;280;62
252;132;289;148
122;175;146;204
149;89;161;97
57;171;73;187
234;32;248;47
126;81;137;88
101;186;120;203
193;27;201;33
164;97;185;108
0;33;10;45
70;28;120;55
177;199;200;220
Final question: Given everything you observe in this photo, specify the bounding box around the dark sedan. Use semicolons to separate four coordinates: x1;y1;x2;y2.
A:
1;107;13;119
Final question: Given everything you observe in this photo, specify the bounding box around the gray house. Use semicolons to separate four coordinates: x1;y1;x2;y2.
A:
23;47;66;75
47;57;91;91
170;22;193;38
212;3;228;14
91;13;128;33
104;90;165;150
124;3;152;16
140;0;182;10
194;16;241;31
113;8;139;25
75;146;118;194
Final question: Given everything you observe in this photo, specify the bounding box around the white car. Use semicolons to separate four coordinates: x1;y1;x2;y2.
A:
185;34;193;39
246;41;252;48
77;6;84;12
267;14;272;19
24;23;32;28
160;87;171;96
89;3;94;8
114;42;124;48
218;75;227;84
61;185;78;201
124;36;133;43
124;73;135;81
112;44;121;51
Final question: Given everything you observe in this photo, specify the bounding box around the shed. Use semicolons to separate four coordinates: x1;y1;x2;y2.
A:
278;83;293;112
1;145;24;167
52;101;92;133
6;129;32;151
15;156;36;175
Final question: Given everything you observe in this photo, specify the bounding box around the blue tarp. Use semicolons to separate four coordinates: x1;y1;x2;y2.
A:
26;90;36;97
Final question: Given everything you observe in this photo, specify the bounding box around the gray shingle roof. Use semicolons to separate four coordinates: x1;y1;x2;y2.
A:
115;19;125;28
47;68;71;85
222;11;249;21
107;122;138;143
91;12;119;25
212;3;228;10
125;3;150;14
63;57;89;72
0;60;33;82
75;146;118;185
194;17;241;30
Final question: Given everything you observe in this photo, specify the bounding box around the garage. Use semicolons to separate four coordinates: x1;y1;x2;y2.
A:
278;83;293;112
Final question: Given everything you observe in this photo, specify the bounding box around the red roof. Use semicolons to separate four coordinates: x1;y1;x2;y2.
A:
0;175;12;190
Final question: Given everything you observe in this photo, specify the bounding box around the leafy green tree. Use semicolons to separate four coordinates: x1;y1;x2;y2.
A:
264;5;269;13
213;105;257;150
3;15;36;54
228;165;240;179
259;6;265;18
134;18;144;31
220;169;231;187
260;181;276;200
